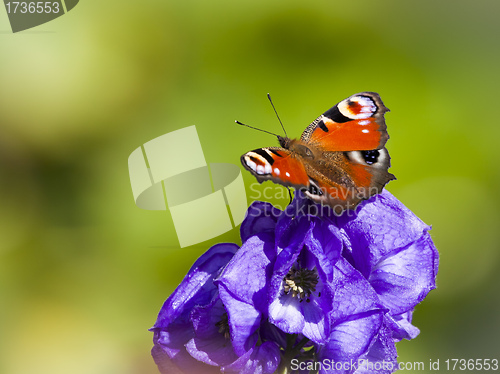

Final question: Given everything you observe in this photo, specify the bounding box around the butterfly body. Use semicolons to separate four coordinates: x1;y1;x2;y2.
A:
241;92;396;213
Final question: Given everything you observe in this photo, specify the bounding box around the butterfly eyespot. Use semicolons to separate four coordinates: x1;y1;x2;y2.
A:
338;96;377;120
345;150;383;166
361;150;380;165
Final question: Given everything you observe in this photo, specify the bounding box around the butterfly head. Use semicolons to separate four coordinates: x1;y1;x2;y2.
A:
277;135;291;149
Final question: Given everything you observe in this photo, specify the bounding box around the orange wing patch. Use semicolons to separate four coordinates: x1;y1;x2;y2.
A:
308;117;383;151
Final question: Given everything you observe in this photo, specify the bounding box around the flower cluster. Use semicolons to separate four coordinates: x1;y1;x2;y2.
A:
150;190;439;374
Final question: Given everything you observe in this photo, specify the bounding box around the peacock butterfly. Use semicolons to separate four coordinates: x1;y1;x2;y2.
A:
240;92;396;213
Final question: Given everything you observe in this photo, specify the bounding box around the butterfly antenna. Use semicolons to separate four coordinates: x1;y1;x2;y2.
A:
235;120;280;138
267;93;288;138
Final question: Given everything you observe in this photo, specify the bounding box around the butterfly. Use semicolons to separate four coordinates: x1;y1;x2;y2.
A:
240;92;396;213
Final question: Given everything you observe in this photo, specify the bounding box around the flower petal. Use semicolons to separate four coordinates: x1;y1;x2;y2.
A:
153;327;218;374
337;190;431;277
354;324;398;374
185;336;237;367
305;218;343;283
153;323;193;362
223;341;281;374
385;312;420;341
240;201;281;243
330;257;383;323
151;344;187;374
318;311;383;374
216;232;278;355
218;286;261;355
186;297;238;366
217;233;276;313
152;243;239;328
268;294;305;336
369;232;438;314
268;265;333;343
275;214;311;257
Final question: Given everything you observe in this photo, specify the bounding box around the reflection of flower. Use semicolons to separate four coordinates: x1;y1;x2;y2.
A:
151;190;439;374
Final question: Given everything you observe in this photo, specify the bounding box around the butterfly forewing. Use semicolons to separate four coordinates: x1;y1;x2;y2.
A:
301;92;389;152
241;147;310;188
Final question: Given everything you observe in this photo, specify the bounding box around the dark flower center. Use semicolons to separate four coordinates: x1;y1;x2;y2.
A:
215;312;231;340
283;267;319;302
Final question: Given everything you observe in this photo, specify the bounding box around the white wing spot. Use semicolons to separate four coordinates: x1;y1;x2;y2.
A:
245;152;273;175
245;157;257;172
362;129;369;133
286;172;290;177
274;168;280;176
346;151;365;164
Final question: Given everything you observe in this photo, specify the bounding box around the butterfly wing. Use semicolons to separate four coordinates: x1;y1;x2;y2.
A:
241;147;310;188
241;145;395;212
300;149;395;212
301;92;389;151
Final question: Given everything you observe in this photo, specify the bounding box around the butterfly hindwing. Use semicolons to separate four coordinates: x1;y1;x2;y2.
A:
301;92;389;152
295;148;394;212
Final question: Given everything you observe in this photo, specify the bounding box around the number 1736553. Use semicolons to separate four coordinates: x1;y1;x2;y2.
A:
5;2;60;14
445;359;498;371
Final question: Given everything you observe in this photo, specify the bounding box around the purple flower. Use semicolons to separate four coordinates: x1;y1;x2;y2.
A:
151;242;281;374
217;199;387;372
151;189;438;374
150;243;237;373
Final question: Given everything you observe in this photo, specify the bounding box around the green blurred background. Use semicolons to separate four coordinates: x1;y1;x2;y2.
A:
1;1;499;373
